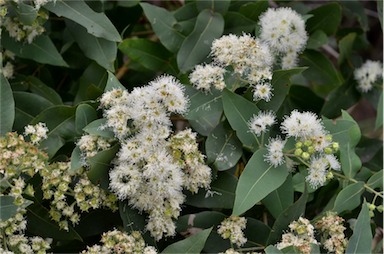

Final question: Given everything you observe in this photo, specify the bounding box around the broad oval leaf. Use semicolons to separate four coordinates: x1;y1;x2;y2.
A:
70;146;83;173
104;71;125;92
177;9;224;73
75;104;97;135
346;202;373;253
265;245;283;254
338;33;356;65
161;227;212;254
222;89;260;152
15;2;38;25
206;122;242;171
232;148;289;216
244;218;272;247
177;211;226;233
26;76;63;105
0;74;15;135
367;170;383;190
332;182;365;214
306;3;342;35
44;0;121;42
83;118;115;139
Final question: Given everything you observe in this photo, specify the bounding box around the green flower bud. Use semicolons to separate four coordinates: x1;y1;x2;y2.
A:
369;210;375;218
325;134;333;142
295;142;303;148
301;152;310;160
326;171;334;180
332;142;339;151
294;148;303;156
376;205;383;213
368;203;376;211
324;147;333;154
304;140;312;147
307;146;315;154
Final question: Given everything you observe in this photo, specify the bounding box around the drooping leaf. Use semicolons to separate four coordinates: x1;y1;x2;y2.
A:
1;33;68;67
222;89;260;152
306;3;342;35
184;85;223;136
0;74;15;135
332;182;365;214
25;76;63;105
346;202;373;253
375;91;383;130
177;9;224;72
161;227;212;254
82;118;115;139
66;20;117;71
232;148;289;216
206;121;242;171
140;3;185;53
338;33;356;65
75;104;97;135
0;196;32;221
367;170;383;190
44;0;121;42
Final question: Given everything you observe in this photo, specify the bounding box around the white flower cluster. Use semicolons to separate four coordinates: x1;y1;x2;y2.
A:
277;217;318;254
189;63;226;92
217;216;247;247
24;122;48;144
259;7;308;69
82;229;157;254
77;134;113;161
265;110;340;189
315;212;348;254
0;234;51;254
99;75;211;240
248;111;276;136
354;60;383;93
1;50;15;79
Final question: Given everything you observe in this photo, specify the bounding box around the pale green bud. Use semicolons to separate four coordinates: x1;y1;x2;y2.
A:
294;148;303;156
301;152;310;160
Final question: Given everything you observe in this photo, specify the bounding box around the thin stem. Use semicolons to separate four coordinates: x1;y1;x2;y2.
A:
333;171;383;198
236;246;265;251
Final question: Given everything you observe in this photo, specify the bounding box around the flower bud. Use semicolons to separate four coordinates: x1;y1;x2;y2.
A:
301;152;310;160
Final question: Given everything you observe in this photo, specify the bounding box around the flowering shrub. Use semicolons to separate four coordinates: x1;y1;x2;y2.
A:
0;1;382;253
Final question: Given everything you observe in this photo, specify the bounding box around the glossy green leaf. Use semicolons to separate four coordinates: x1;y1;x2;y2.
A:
306;3;342;35
184;85;223;136
233;148;289;216
16;2;38;25
0;74;15;135
367;170;383;190
162;227;212;254
239;1;268;21
338;33;356;65
0;196;32;221
66;20;117;71
26;76;63;105
206;122;242;171
346;202;373;253
375;91;383;130
177;9;224;72
1;33;68;67
83;118;115;139
44;0;121;42
118;38;172;72
196;0;230;14
224;12;257;34
222;89;259;151
263;175;294;219
140;3;185;53
75;104;97;134
185;171;237;209
267;189;308;245
306;30;328;49
258;68;307;112
27;203;82;241
332;182;365;214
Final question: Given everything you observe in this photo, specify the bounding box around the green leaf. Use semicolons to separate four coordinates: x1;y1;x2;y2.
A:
338;33;356;65
26;76;63;105
262;175;294;219
44;0;121;42
118;38;172;72
27;203;82;241
206;122;242;171
177;211;226;233
258;68;307;112
239;1;269;21
233;148;289;216
378;0;383;29
267;189;308;245
346;202;373;253
16;2;38;25
332;182;365;214
224;12;257;34
0;74;15;135
184;85;223;136
222;89;259;151
177;9;224;73
375;91;383;130
162;227;212;254
286;85;325;113
265;245;283;254
367;170;383;190
1;33;68;67
104;71;125;92
342;1;369;31
306;3;342;35
0;196;32;221
244;218;271;247
83;118;115;138
75;104;97;134
196;0;230;14
66;20;117;71
87;144;119;189
185;171;237;209
70;146;83;173
140;3;185;53
306;30;328;49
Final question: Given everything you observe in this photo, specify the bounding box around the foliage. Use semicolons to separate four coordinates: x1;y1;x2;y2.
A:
0;0;382;253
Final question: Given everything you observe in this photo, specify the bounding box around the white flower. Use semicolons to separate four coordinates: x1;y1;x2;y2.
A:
281;110;325;139
253;83;273;102
217;216;247;247
248;111;276;136
354;60;383;93
189;63;226;92
1;62;14;79
265;137;286;167
305;156;328;189
24;122;48;144
325;154;341;171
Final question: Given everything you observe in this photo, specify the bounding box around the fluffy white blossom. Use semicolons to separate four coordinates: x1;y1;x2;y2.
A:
189;63;226;92
354;60;383;93
281;110;325;139
1;61;14;79
305;156;328;189
265;136;286;167
24;122;48;144
217;216;247;247
248;111;276;136
253;83;273;102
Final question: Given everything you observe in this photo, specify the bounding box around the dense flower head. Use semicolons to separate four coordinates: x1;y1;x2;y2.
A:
248;111;276;136
217;216;247;247
24;122;48;144
265;136;286;167
77;134;114;161
281;110;325;139
354;60;383;93
189;63;226;92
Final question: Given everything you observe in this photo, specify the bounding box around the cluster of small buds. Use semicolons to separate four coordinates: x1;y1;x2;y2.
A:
0;209;27;237
189;63;226;92
259;7;308;69
315;212;348;254
354;60;383;93
24;122;49;145
366;202;383;218
277;217;318;254
2;235;51;254
248;111;276;136
217;216;247;247
264;110;340;189
77;134;114;161
40;162;118;231
220;249;261;254
98;75;211;240
82;229;157;254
